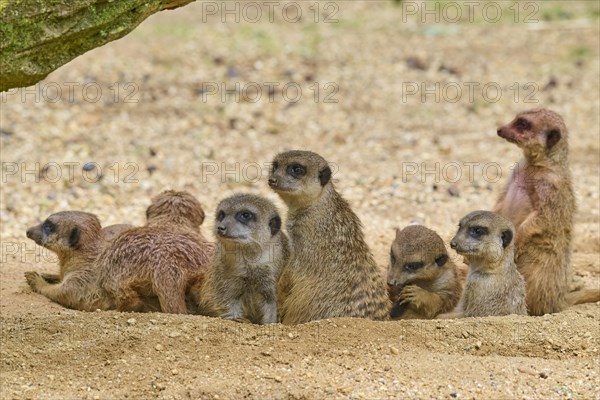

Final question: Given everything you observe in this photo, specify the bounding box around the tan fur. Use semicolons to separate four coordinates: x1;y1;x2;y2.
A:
439;211;527;318
24;211;112;311
198;194;288;324
101;224;134;244
387;225;461;319
96;190;214;314
269;150;390;324
494;109;597;315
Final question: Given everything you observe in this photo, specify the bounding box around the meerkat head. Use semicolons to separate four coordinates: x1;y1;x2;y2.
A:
215;194;282;246
268;150;332;208
26;211;102;255
497;108;568;162
387;225;450;288
450;211;514;270
146;190;205;229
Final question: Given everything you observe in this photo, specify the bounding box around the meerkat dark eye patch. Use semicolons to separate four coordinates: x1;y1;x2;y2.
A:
469;226;488;238
216;210;226;222
435;254;448;267
236;211;255;224
404;262;423;272
390;251;396;266
546;129;561;149
319;166;331;186
514;118;531;132
501;229;513;248
68;227;81;248
269;215;281;236
287;163;306;179
42;220;55;235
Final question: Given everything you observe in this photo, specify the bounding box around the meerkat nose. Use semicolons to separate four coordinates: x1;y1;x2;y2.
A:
217;226;226;234
450;240;457;249
268;178;277;185
26;228;33;239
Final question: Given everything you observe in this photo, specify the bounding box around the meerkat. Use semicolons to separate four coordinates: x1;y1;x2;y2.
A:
494;109;599;315
24;211;112;311
268;150;390;324
438;211;527;318
197;194;288;324
387;225;462;319
96;190;214;314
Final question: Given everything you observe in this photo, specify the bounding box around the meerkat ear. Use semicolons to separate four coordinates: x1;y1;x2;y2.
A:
269;216;282;236
501;229;513;248
395;228;402;238
69;227;81;248
319;166;331;186
435;254;448;267
546;129;561;149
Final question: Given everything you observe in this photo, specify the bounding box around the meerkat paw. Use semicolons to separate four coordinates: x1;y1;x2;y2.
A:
399;285;427;308
24;271;46;292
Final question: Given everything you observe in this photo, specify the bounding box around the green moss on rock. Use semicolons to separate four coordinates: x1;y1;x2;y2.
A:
0;0;194;92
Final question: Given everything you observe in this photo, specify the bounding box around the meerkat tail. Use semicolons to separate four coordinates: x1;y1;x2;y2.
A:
566;288;600;305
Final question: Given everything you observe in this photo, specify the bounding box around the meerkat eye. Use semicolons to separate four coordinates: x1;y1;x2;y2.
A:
469;226;488;238
287;163;306;178
236;211;255;224
514;118;531;131
216;210;225;222
404;262;423;272
390;252;396;266
42;220;55;235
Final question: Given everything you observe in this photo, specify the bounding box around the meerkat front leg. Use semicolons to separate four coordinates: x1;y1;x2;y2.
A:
25;271;75;309
400;285;445;319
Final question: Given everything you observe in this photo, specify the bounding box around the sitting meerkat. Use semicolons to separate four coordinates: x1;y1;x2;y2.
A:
269;150;390;324
438;211;527;318
494;108;599;314
197;194;288;324
96;190;214;314
24;211;114;311
387;225;462;319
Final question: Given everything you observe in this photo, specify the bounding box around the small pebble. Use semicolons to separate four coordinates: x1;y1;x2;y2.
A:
127;318;136;326
155;344;164;351
390;347;399;355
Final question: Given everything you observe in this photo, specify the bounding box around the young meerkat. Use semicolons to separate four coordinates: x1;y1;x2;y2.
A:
494;109;599;315
269;150;390;324
438;211;527;318
24;211;113;311
96;190;214;314
197;194;288;324
387;225;462;319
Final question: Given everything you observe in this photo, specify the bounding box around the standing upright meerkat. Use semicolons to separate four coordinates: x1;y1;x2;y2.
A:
24;211;114;310
438;211;527;318
269;150;390;324
96;190;214;314
197;194;288;324
387;225;462;319
494;109;599;315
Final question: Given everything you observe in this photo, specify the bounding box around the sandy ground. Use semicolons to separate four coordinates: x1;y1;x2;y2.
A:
1;1;599;398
